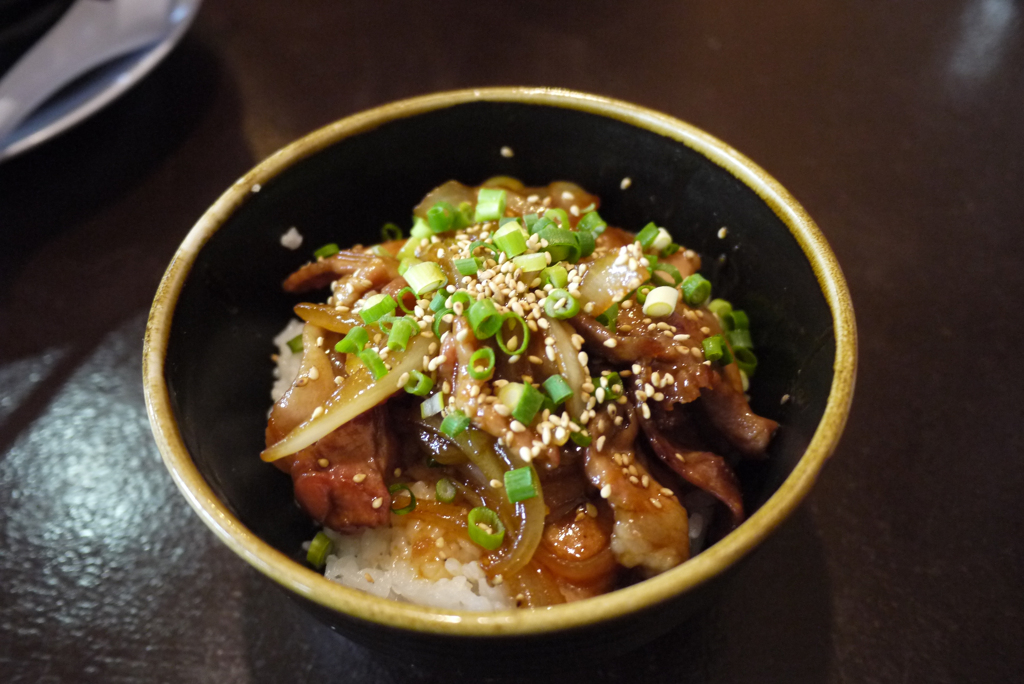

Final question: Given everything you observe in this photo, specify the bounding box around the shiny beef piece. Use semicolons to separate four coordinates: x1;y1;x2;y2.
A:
282;249;399;297
278;407;397;532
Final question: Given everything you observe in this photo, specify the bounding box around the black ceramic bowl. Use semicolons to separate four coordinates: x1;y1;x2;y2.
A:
143;88;856;665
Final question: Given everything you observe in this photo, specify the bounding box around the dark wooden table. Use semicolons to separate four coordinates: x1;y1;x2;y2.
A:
2;2;1022;682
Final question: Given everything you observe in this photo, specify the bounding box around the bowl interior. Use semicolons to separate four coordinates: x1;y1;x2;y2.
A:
164;99;836;598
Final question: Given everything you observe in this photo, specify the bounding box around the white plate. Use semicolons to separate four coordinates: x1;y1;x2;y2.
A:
0;0;202;162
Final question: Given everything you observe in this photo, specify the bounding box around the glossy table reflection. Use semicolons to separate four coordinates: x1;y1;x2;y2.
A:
2;1;1022;682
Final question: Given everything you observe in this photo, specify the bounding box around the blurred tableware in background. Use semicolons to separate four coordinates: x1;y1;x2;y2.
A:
0;0;201;162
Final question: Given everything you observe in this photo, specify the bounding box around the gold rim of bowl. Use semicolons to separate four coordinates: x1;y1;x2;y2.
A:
143;86;858;636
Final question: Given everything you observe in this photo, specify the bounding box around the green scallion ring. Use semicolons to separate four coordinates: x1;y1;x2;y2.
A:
469;347;496;381
701;334;733;365
474;187;507;222
435;478;457;503
334;327;369;354
357;348;389;379
467;506;505;550
404;370;434;396
381;223;403;241
707;298;733;318
727;328;754;351
681;273;712;306
724;309;750;331
455;257;480;276
432;308;454;339
467;298;503;339
313;243;340;259
544;288;580;319
503;466;538;503
544;207;572;230
595;302;619;331
540;265;568;289
386;316;418;352
577;210;607;234
359;293;398;324
542;374;574;406
636;222;659;249
440;410;472;437
569;430;592;447
635;283;655;304
306;531;333;569
429;290;447;313
448;291;473;310
734;347;758;376
404;261;448;296
652;261;684;287
286;334;303;354
427;201;457;233
468;240;497;257
493;222;528;257
538;226;580;263
395;286;417;314
496;313;530;356
388;483;417;515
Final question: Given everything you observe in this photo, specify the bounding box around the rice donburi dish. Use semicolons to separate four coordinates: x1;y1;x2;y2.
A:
263;178;778;610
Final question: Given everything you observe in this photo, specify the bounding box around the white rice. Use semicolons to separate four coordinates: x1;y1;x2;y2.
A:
273;322;512;610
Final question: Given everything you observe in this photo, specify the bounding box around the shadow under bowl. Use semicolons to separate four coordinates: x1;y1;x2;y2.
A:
143;87;857;666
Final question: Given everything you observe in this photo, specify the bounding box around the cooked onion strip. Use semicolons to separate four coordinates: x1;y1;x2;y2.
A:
293;303;362;334
545;317;586;418
261;334;433;461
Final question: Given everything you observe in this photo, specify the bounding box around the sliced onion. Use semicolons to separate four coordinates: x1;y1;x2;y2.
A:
261;334;433;462
293;303;362;333
545;317;586;418
578;254;649;315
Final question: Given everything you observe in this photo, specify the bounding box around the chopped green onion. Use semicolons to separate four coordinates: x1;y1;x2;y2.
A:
650;227;673;252
642;285;679;318
599;372;625;401
432;308;453;339
707;298;733;318
523;213;541;233
455;201;474;229
334;327;369;354
359;293;398;324
496;313;529;355
435;478;457;503
468;240;497;257
395;287;417;314
429;290;447;312
681;273;712;306
388;483;417;515
661;243;681;256
734;347;758;376
467;298;504;339
440;410;472;437
306;531;333;569
381;223;403;241
541;265;568;289
396;237;419;261
467;506;505;550
512;252;548;273
544;207;572;230
498;216;521;228
635;283;655;304
499;381;545;426
493;222;528;257
570;430;593;447
723;309;750;331
404;261;448;296
286;334;303;354
469;347;496;380
543;374;574;406
701;334;733;365
370;244;391;258
314;243;340;259
651;259;684;287
577;210;607;234
420;391;445;418
474;188;507;222
544;288;580;319
530;216;556;235
448;291;473;309
398;257;421;276
727;328;754;350
595;302;619;330
375;313;401;332
538;226;580;263
357;348;388;379
404;370;434;396
427;201;457;233
455;257;480;275
504;466;538;503
576;229;596;258
410;216;432;238
386;316;418;351
636;223;660;249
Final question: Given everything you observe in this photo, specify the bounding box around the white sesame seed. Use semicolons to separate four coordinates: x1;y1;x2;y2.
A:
596;435;606;451
353;473;367;483
603;339;618;348
519;446;533;461
371;497;383;509
311;406;324;420
600;484;612;498
501;146;514;158
490;479;503;489
718;227;728;239
641;403;651;419
620;177;632;189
